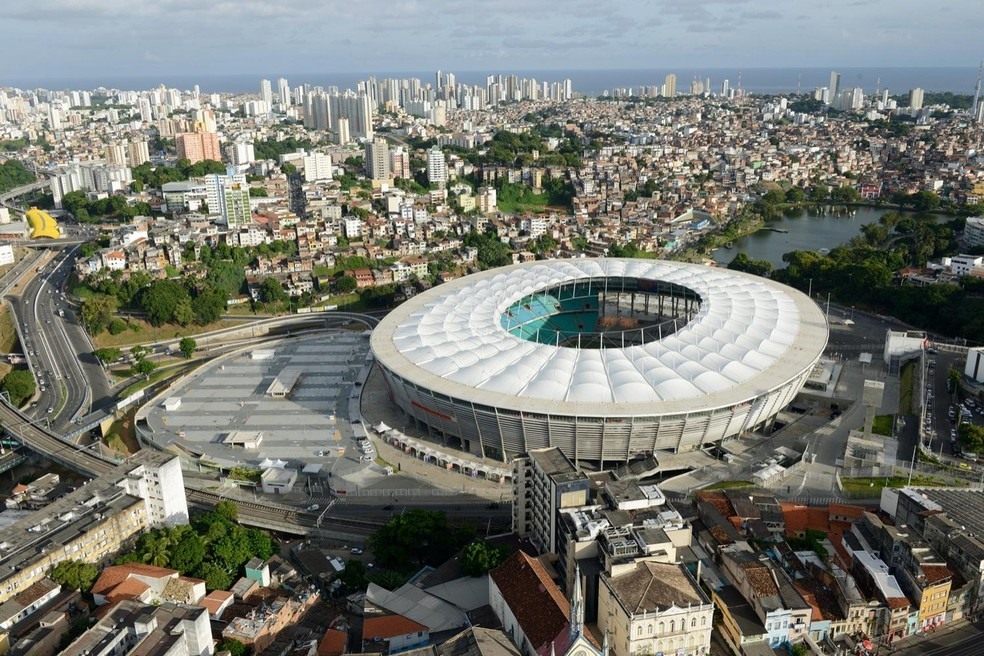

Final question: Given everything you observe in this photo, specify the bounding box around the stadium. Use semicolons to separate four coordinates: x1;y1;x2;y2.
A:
370;258;828;464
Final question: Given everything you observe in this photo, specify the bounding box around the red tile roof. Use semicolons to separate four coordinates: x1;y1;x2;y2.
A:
319;628;348;656
489;551;570;654
91;564;178;597
363;614;428;640
106;578;150;603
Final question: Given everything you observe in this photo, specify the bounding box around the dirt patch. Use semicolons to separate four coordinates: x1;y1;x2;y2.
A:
105;407;139;454
0;303;19;353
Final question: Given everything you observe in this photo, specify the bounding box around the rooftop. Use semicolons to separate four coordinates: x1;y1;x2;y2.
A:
603;561;707;614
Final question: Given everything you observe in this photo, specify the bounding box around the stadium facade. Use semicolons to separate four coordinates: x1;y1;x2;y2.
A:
370;259;828;464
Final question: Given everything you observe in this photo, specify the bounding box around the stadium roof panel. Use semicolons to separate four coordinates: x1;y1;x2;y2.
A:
371;259;828;416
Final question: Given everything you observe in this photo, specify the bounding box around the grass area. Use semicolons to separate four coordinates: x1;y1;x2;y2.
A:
374;454;395;469
841;475;952;496
899;361;915;415
0;362;11;381
92;317;243;349
703;480;755;490
119;361;198;398
0;303;18;353
871;414;894;437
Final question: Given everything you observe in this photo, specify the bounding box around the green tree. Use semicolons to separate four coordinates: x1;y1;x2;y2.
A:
369;509;475;570
179;337;197;359
195;561;233;591
49;560;99;592
192;286;228;325
338;559;368;591
460;540;509;577
259;277;288;304
336;275;358;293
728;253;774;277
131;359;156;377
215;500;238;523
140;279;191;326
205;261;246;297
168;531;205;572
173;298;195;327
948;369;963;394
80;294;119;333
1;370;36;406
958;423;984;454
131;344;149;361
93;347;122;364
217;638;250;656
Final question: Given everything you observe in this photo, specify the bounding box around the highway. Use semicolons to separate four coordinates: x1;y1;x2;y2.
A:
9;246;109;432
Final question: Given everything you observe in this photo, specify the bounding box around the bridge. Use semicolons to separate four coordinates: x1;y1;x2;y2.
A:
0;312;386;537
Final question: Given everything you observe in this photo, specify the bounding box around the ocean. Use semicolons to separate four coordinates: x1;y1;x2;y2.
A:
5;67;979;97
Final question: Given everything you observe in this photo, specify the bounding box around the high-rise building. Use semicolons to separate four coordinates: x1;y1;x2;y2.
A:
303;152;333;182
365;138;391;180
278;77;290;106
663;73;677;98
260;79;273;107
335;117;350;145
330;92;373;140
105;143;127;166
426;146;447;186
204;169;250;225
908;87;925;110
390;147;411;180
176;130;221;164
304;90;331;130
229;141;255;166
128;139;150;167
828;71;841;105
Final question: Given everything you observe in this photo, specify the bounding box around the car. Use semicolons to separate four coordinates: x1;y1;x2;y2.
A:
351;419;361;424
46;407;53;414
360;455;373;463
963;453;979;463
39;386;45;392
382;505;393;511
307;504;320;511
350;547;364;555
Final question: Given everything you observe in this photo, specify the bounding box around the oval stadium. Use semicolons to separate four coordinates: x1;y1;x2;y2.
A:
370;258;828;465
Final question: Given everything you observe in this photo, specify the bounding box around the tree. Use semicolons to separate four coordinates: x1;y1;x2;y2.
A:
80;294;119;333
1;370;35;407
93;347;122;364
195;561;233;591
173;298;195;327
337;559;368;591
215;500;238;523
460;540;509;577
217;639;250;656
49;560;99;592
336;275;358;293
948;369;963;394
958;423;984;454
140;279;191;326
206;261;246;297
131;359;156;377
369;509;475;570
192;286;227;325
728;252;773;277
131;344;149;361
259;277;288;304
168;531;205;574
178;337;197;359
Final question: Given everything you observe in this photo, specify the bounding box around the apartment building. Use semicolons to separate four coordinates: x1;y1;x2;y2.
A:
512;447;588;555
66;600;212;656
0;452;187;604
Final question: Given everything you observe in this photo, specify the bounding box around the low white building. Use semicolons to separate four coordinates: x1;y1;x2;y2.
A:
261;467;297;494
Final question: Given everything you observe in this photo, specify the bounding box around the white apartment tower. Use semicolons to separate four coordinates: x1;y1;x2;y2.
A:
303;152;333;182
427;146;447;186
204;170;251;226
260;79;273;108
365;138;391;180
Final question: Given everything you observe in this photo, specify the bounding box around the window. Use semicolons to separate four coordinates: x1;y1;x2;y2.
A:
701;616;707;627
637;626;642;637
647;625;653;635
659;622;664;634
669;621;674;632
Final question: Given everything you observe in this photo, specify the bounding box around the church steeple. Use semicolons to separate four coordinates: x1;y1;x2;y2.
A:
569;565;584;640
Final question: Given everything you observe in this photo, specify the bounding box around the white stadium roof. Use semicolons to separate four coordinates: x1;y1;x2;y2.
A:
371;259;828;417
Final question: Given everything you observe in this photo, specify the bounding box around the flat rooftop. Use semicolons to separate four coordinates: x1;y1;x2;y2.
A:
139;333;372;470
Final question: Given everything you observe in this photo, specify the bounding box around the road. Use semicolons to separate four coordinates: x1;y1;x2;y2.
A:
9;246;111;432
891;618;984;655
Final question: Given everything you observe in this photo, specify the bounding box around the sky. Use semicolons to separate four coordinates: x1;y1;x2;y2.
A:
4;0;983;82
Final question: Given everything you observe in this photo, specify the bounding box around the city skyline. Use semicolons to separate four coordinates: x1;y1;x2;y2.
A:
4;0;983;82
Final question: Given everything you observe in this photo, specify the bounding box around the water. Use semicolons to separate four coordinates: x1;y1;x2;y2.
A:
711;206;950;268
8;66;978;96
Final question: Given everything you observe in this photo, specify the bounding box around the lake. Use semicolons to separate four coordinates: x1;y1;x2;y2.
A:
711;206;949;268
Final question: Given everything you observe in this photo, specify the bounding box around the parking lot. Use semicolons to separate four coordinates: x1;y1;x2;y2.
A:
921;350;984;461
